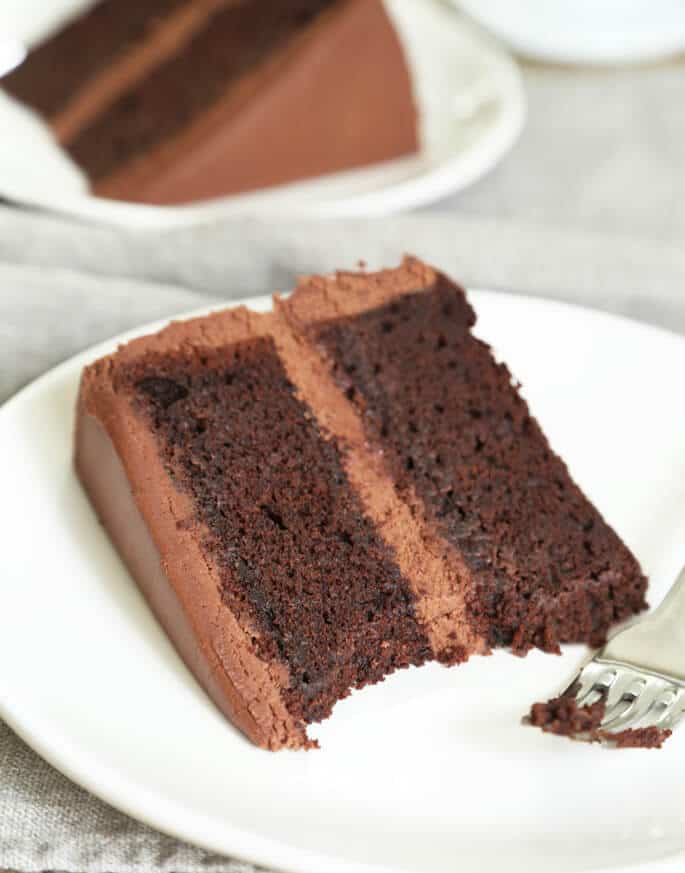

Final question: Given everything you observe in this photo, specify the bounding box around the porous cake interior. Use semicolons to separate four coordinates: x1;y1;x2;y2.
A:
118;336;431;725
287;270;648;654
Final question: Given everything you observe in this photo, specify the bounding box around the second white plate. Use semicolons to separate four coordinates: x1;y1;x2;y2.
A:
455;0;685;65
1;291;685;873
0;0;525;227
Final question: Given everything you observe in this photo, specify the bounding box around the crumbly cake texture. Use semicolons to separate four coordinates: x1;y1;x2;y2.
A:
3;0;418;204
76;257;648;749
528;694;606;737
2;0;187;119
528;693;671;749
609;726;672;749
124;337;432;727
278;259;648;656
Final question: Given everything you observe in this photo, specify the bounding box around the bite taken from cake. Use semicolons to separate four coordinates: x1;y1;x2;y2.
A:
75;258;647;749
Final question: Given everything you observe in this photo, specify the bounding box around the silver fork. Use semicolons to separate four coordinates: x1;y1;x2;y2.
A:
562;564;685;737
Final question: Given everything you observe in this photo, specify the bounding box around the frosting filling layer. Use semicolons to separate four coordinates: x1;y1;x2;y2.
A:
66;0;339;182
2;0;188;118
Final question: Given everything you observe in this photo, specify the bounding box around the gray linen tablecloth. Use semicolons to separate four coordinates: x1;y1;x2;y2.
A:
1;208;684;872
441;60;685;245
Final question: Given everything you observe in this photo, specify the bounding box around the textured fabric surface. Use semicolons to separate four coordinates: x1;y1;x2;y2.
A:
0;723;258;873
442;60;685;244
2;209;685;353
1;210;684;872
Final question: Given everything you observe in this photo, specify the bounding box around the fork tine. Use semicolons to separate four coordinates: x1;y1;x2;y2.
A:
566;672;593;702
649;689;680;725
661;710;685;732
600;674;645;728
539;564;685;745
571;660;604;694
657;695;685;732
601;680;662;733
574;665;615;707
582;688;606;707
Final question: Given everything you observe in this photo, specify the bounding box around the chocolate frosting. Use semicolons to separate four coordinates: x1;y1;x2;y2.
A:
53;0;230;144
76;308;308;749
91;0;418;203
75;258;647;750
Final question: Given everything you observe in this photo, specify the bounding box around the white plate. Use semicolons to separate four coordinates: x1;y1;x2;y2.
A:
0;0;524;228
2;291;685;873
455;0;685;66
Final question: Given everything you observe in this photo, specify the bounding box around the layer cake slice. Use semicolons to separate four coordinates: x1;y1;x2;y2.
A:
3;0;418;204
75;258;647;749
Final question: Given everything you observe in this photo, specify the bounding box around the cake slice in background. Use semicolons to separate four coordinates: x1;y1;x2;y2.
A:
2;0;418;204
75;259;647;750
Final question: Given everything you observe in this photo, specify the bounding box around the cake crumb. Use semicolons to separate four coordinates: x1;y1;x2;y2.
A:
606;726;672;749
528;693;605;737
527;693;671;749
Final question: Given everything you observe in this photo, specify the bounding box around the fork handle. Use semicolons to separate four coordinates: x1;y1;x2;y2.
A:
600;564;685;681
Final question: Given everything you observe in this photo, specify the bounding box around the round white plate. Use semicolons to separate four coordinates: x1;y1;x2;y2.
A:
0;1;524;228
455;0;685;66
2;291;685;873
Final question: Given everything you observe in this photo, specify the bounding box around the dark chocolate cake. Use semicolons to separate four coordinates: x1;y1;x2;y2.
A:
76;258;647;749
278;259;648;656
528;693;671;749
2;0;418;204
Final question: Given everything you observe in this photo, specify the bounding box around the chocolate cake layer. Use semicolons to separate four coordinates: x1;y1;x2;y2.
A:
2;0;188;119
92;0;418;203
77;305;438;748
68;0;338;181
280;258;648;655
120;336;431;725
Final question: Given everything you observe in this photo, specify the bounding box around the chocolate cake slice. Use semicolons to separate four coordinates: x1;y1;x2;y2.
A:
75;258;647;749
3;0;418;204
278;259;648;655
